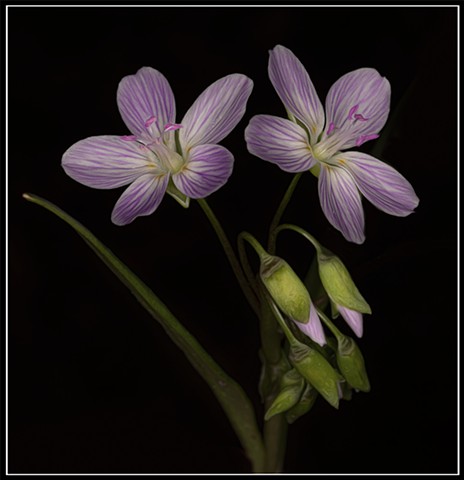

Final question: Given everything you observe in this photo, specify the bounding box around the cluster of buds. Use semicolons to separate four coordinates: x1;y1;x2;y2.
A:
258;234;371;422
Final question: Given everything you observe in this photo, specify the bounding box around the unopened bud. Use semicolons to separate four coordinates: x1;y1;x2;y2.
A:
285;383;318;424
264;369;305;421
260;254;310;324
289;341;340;408
336;335;370;392
317;248;371;314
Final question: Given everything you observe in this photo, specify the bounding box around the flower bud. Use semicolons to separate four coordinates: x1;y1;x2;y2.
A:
289;341;340;408
317;248;371;314
336;335;371;392
264;369;305;421
285;383;318;424
260;254;311;324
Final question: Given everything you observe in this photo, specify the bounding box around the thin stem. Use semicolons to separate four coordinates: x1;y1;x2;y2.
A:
237;232;260;295
239;231;268;259
258;288;290;473
316;307;344;341
263;415;288;473
268;173;302;255
265;295;299;348
273;223;323;255
197;198;260;317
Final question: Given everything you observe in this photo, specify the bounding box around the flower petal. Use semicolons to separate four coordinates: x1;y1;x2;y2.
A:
268;45;325;143
245;115;316;173
294;301;326;346
117;67;176;142
111;173;168;226
179;74;253;150
323;68;390;151
62;135;157;189
334;152;419;216
172;144;234;199
338;305;363;338
318;164;365;244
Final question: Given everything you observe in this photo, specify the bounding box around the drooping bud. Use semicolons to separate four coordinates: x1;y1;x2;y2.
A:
264;369;305;421
289;341;340;409
336;335;371;392
260;254;311;324
317;247;371;314
285;383;319;424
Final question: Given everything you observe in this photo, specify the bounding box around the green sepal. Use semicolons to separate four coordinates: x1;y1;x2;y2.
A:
336;335;371;392
258;349;290;403
317;247;371;314
330;299;340;319
264;369;305;421
289;341;340;409
285;383;319;424
304;255;329;311
260;254;311;324
166;179;190;208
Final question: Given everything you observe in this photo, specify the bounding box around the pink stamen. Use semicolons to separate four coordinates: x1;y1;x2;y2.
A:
144;116;157;128
121;135;137;141
356;134;379;147
348;105;359;120
164;123;183;132
326;122;335;135
354;113;368;122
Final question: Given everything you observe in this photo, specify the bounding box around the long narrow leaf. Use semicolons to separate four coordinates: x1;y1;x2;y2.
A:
23;193;266;472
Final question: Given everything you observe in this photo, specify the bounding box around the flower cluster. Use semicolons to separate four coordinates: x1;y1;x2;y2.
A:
61;46;419;347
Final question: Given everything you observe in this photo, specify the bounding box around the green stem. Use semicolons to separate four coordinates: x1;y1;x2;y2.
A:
265;173;305;472
238;231;268;259
316;307;344;341
264;294;299;348
237;232;260;295
24;193;266;473
273;223;323;255
197;198;260;317
236;232;290;472
268;173;302;255
263;414;288;473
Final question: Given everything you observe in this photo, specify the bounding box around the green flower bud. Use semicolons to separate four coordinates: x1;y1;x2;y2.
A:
317;248;371;314
260;254;311;324
264;369;305;421
336;335;371;392
289;341;340;409
285;383;319;424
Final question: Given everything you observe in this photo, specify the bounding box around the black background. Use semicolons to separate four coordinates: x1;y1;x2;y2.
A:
7;4;458;474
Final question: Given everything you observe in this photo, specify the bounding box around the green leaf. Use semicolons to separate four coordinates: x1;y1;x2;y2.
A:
23;193;265;472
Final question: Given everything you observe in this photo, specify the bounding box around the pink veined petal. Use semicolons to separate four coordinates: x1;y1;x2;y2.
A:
293;301;327;346
111;173;169;226
179;74;253;151
338;305;364;338
323;68;390;152
318;164;365;244
172;144;234;199
61;135;158;189
268;45;325;143
244;115;316;173
333;152;420;216
117;67;176;143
